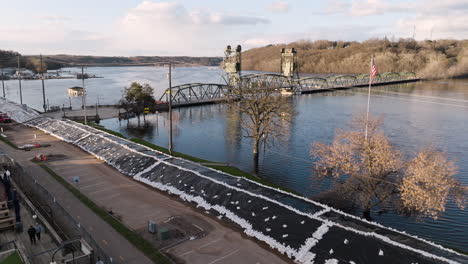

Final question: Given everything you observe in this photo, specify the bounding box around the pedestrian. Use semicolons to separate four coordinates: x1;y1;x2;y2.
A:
96;257;104;264
1;167;9;183
4;168;10;181
27;225;36;245
34;222;43;241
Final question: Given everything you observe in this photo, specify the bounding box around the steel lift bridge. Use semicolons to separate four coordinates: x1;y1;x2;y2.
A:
159;45;418;106
158;45;300;106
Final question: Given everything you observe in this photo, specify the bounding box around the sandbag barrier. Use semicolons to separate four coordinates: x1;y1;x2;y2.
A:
0;100;458;263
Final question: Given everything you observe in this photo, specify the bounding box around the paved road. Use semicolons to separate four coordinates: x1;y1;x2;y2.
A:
2;123;288;264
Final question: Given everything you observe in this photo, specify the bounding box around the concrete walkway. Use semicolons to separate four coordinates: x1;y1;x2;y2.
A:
0;127;153;264
1;123;287;264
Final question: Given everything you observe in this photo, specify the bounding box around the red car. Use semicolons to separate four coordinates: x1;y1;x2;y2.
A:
0;113;12;123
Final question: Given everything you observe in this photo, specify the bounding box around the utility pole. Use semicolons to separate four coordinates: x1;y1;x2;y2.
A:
81;66;87;125
1;67;5;97
40;55;46;112
17;56;23;105
168;63;173;154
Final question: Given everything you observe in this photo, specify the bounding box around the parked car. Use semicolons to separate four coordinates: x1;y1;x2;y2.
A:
0;114;12;123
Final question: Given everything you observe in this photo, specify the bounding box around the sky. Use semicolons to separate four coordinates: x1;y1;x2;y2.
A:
0;0;467;56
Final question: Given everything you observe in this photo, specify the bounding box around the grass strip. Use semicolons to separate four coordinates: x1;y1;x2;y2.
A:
130;138;300;195
78;121;127;139
85;123;300;194
0;251;24;264
38;164;172;264
0;134;18;149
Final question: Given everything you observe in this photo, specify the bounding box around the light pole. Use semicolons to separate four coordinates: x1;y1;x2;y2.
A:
1;67;5;97
168;63;173;154
17;56;23;105
40;55;47;112
81;65;87;125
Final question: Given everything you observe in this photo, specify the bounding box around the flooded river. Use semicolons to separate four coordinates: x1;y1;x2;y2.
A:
2;66;467;251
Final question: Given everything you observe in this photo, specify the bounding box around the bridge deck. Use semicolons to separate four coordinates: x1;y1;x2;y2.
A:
158;78;421;110
299;78;421;94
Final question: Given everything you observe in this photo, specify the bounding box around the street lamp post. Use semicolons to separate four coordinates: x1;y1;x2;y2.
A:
40;55;47;112
81;66;87;125
1;67;5;97
17;56;23;105
168;63;173;154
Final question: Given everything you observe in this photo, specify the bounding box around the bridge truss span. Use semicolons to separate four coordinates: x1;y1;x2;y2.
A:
159;83;231;105
297;77;329;90
157;71;418;107
241;73;295;89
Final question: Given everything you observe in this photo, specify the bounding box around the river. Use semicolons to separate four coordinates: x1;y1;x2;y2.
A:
2;66;467;251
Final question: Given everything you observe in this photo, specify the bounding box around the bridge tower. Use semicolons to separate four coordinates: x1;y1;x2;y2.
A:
280;48;299;79
223;45;242;86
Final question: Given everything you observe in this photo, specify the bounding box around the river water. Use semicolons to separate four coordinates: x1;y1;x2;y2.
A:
2;66;467;251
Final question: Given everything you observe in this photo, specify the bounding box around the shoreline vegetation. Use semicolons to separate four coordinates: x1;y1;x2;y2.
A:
3;38;468;79
242;38;468;79
0;49;222;72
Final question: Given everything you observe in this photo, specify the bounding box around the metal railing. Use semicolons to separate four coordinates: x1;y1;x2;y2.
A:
8;161;117;264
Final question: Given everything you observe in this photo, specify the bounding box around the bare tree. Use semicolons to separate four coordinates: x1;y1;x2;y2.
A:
311;114;466;220
230;80;293;173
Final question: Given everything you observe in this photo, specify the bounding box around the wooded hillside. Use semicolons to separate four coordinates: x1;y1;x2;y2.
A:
0;50;222;72
242;38;468;78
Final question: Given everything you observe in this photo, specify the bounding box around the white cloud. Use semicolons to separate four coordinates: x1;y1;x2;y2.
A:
267;1;290;13
349;0;413;16
396;1;468;39
324;0;468;39
40;15;71;25
112;1;269;55
122;1;268;26
397;14;468;40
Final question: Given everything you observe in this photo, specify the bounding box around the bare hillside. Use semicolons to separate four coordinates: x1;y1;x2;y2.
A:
242;38;468;79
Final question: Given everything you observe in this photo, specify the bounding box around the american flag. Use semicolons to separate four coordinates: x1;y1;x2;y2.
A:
370;57;378;83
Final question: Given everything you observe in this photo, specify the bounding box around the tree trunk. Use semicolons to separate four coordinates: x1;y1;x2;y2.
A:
137;114;141;127
363;209;372;221
253;138;260;174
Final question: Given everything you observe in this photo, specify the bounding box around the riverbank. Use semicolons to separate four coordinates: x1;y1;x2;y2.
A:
84;122;300;195
0;120;287;264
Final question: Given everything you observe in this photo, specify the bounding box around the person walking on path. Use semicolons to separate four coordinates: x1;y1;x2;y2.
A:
27;225;36;245
34;222;43;241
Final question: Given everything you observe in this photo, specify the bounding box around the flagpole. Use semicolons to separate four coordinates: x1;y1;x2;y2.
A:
364;55;373;140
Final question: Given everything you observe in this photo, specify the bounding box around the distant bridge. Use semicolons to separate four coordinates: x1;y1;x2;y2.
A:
159;83;231;106
158;72;419;108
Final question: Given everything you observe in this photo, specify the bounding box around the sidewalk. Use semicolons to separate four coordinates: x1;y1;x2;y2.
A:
1;123;287;264
1;127;154;264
